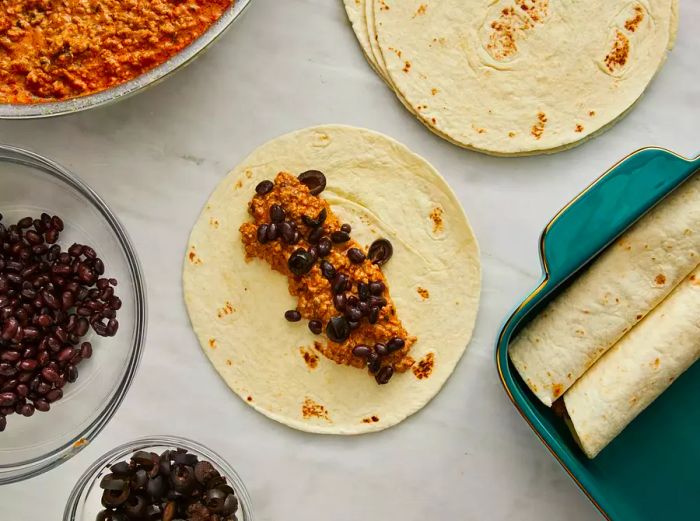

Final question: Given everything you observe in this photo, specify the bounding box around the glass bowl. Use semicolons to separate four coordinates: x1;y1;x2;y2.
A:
63;436;254;521
0;0;254;119
0;145;147;483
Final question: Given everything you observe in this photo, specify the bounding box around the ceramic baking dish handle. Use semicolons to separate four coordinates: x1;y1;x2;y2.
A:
539;148;700;290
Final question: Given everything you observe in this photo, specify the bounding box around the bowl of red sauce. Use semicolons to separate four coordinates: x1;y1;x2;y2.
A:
0;0;254;119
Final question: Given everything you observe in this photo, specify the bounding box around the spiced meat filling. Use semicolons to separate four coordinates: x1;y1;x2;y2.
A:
240;171;415;384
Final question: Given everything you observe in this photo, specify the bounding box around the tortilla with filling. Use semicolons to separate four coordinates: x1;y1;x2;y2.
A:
564;266;700;458
183;125;481;434
510;172;700;407
372;0;678;155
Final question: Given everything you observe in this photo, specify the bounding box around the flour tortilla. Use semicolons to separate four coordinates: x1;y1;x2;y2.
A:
564;266;700;458
510;172;700;407
342;0;384;77
183;125;481;434
373;0;678;155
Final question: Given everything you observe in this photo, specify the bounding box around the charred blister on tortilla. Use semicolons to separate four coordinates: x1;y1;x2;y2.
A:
240;171;416;384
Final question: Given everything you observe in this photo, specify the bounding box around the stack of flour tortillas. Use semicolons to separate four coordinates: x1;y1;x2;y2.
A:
343;0;679;156
510;173;700;458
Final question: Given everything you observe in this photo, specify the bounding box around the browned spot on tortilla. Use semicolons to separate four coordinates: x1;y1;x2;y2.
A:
508;131;516;138
486;1;549;61
362;415;380;424
378;0;390;11
431;117;437;125
300;347;319;370
552;383;564;399
417;103;428;111
636;314;643;320
473;124;487;134
417;287;430;300
604;30;630;72
431;88;439;95
247;395;253;402
208;338;217;349
245;170;253;178
531;112;547;139
413;352;435;380
188;247;203;265
589;110;596;117
652;358;660;368
566;372;572;379
414;4;427;16
655;274;666;285
630;395;639;405
430;207;444;232
234;179;243;189
217;301;235;318
388;46;402;58
527;378;538;393
574;124;584;133
403;61;411;73
209;217;220;229
624;5;644;32
226;359;232;366
302;398;331;421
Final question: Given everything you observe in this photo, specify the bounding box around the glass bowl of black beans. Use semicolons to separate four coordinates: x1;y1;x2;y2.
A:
0;145;146;483
64;436;253;521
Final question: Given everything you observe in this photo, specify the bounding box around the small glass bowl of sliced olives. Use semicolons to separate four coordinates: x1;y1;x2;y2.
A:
64;436;253;521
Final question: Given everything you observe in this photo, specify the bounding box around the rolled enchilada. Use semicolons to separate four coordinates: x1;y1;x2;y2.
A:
563;266;700;458
510;173;700;406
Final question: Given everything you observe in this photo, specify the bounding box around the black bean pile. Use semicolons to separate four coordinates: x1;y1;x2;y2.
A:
97;448;239;521
253;171;403;385
0;213;120;432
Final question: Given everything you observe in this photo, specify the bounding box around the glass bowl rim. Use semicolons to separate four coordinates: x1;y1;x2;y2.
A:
0;0;255;119
0;144;147;484
63;435;254;521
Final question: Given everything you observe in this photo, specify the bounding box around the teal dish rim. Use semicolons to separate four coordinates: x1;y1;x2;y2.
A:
495;147;700;519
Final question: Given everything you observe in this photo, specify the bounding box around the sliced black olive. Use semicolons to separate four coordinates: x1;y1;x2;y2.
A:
223;493;239;515
194;460;218;485
204;488;228;513
109;461;131;476
302;208;327;229
100;474;128;491
170;464;196;493
131;450;155;469
101;486;130;508
288;248;315;276
326;316;350;343
368;238;393;266
124;494;147;518
146;475;166;500
298;170;326;195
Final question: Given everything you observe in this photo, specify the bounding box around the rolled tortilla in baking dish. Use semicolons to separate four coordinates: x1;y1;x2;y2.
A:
509;173;700;406
563;266;700;458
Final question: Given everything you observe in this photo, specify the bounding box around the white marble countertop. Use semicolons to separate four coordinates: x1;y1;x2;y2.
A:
1;1;698;519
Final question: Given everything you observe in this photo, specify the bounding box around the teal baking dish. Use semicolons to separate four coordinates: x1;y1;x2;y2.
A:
496;148;700;520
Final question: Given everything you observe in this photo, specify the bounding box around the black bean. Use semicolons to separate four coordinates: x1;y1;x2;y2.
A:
331;231;350;244
387;337;405;353
347;248;366;264
256;224;269;244
317;237;332;257
367;353;380;374
280;222;295;243
352;345;372;359
331;273;348;294
333;293;346;311
307;226;323;244
255;180;274;195
320;260;336;280
357;282;370;301
269;204;285;223
308;246;318;263
374;343;388;357
369;281;385;295
326;316;350;343
375;365;394;384
368;306;379;324
266;223;279;242
284;310;301;322
298;170;327;195
308;320;323;335
345;306;362;322
340;223;351;233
